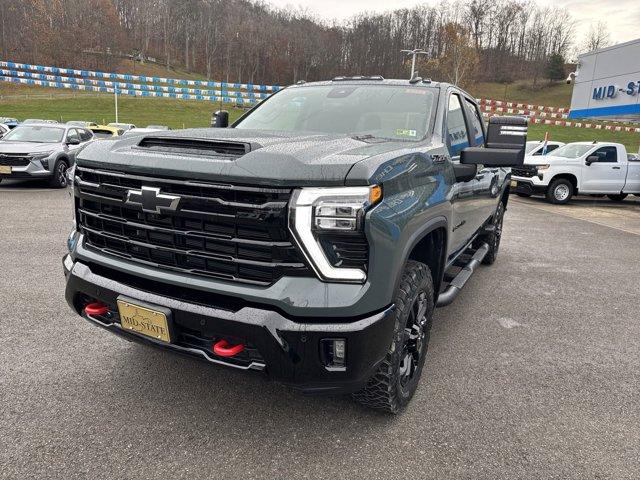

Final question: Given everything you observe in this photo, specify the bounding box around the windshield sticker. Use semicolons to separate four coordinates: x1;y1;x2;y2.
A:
396;129;417;137
404;89;427;95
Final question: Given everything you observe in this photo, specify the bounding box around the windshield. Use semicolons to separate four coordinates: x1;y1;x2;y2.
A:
551;144;593;159
3;125;65;143
525;142;540;154
235;85;435;140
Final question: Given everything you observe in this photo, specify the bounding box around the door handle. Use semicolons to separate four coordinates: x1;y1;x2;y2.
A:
612;166;621;169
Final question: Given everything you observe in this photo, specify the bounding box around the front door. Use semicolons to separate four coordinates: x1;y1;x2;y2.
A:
447;92;485;253
581;146;626;193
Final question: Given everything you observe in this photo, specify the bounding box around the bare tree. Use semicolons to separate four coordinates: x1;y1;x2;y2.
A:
584;21;610;52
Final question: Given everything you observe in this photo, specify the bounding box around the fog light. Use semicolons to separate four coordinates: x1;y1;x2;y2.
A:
321;338;347;370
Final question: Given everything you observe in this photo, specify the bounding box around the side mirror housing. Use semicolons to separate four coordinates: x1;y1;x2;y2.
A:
453;163;478;183
585;155;599;166
461;116;527;167
67;138;81;146
211;110;229;128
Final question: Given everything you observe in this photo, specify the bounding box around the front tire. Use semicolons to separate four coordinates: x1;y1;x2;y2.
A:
49;159;69;188
352;261;434;413
607;194;627;202
546;178;573;204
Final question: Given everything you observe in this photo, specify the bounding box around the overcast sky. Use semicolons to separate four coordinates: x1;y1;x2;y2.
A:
269;0;639;54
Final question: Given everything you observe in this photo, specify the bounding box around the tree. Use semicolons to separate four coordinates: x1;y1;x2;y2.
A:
436;23;479;88
546;52;566;81
584;21;610;52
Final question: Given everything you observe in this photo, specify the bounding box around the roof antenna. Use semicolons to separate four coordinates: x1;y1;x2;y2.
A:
401;48;428;79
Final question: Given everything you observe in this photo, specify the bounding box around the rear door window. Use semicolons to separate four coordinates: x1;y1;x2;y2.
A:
446;94;470;157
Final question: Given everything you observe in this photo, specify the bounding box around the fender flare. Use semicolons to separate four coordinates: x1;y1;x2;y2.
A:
392;215;449;295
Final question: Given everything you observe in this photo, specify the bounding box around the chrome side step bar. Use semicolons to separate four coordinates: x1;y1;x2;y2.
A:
436;243;489;308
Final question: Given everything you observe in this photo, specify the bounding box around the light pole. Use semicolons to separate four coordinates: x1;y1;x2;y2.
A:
401;49;428;79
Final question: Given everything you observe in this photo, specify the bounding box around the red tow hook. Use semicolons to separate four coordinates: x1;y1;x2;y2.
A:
213;339;245;357
84;302;109;317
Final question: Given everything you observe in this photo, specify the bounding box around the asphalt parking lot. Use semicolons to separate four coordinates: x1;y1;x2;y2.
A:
1;179;639;479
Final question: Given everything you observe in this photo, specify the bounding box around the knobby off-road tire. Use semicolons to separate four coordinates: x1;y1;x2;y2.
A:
352;260;434;414
546;178;573;204
49;159;69;189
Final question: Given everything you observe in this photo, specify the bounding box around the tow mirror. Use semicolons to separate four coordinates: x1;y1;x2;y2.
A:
211;110;229;128
585;155;599;166
461;116;527;167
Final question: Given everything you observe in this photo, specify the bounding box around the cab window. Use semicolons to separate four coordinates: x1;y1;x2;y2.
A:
546;144;560;154
464;98;485;146
592;146;618;163
446;94;469;157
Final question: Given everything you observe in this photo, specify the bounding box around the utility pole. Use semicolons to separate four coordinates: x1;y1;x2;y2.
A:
401;48;428;79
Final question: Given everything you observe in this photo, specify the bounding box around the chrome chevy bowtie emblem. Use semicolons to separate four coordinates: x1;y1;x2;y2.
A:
125;186;181;214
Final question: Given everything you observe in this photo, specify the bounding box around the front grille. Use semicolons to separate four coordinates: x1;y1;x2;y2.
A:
75;167;311;286
0;154;30;167
511;165;537;178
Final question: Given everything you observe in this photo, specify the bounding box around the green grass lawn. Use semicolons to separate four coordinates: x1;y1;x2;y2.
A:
469;81;573;107
0;94;246;129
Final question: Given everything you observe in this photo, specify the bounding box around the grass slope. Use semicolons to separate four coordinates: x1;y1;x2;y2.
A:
469;81;573;107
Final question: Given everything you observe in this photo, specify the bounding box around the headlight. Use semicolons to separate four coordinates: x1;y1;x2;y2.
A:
289;185;382;283
28;151;54;161
535;164;550;171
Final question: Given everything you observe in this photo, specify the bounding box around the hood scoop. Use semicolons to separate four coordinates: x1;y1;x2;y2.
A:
136;136;253;159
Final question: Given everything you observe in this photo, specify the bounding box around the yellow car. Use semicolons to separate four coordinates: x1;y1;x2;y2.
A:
89;125;124;139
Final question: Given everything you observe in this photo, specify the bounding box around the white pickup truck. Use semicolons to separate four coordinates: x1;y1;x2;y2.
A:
511;142;640;204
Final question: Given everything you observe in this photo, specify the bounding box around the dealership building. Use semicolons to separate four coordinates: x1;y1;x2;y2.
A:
568;38;640;122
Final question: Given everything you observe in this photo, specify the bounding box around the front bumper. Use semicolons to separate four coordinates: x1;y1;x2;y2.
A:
511;177;547;195
63;255;396;394
0;159;51;179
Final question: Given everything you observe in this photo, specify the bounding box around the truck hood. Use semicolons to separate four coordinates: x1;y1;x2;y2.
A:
523;154;568;165
77;128;412;186
0;141;61;154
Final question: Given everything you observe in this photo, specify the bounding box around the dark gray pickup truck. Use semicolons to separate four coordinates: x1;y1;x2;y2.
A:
62;77;527;413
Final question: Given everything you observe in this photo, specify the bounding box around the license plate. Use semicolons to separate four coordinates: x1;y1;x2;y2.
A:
0;165;11;174
510;180;517;188
117;299;171;343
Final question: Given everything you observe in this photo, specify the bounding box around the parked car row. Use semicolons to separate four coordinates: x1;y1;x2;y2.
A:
0;117;171;138
0;118;172;187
